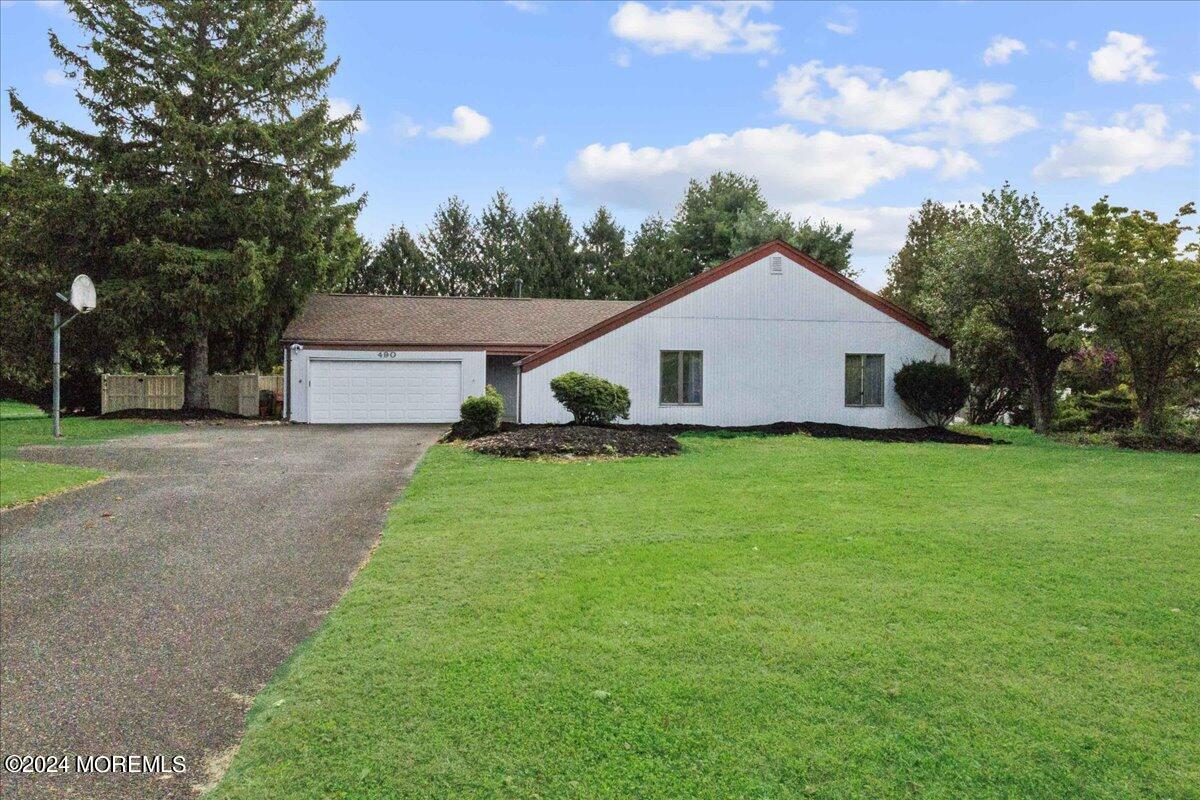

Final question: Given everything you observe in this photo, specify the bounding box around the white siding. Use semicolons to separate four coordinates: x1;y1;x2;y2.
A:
520;254;949;428
288;348;485;424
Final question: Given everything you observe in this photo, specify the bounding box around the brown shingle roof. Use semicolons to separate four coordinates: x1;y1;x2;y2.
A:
282;294;639;350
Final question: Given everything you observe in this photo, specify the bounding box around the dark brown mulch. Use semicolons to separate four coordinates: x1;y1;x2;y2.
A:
97;407;251;421
1113;431;1200;454
468;425;681;458
618;421;1002;445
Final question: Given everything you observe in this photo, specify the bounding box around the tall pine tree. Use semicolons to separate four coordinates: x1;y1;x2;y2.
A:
421;196;481;295
579;207;626;299
478;190;523;296
8;0;361;408
620;215;692;299
342;225;431;295
520;200;580;298
672;172;769;275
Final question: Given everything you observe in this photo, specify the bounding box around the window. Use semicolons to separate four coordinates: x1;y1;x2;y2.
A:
661;350;703;405
845;354;885;407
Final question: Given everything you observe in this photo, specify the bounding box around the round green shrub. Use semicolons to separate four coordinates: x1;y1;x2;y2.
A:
894;360;969;428
459;385;504;437
549;371;631;426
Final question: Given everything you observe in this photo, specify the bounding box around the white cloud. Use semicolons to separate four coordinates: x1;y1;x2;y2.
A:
613;49;632;68
1034;105;1193;184
42;69;70;86
328;98;368;133
938;148;981;179
1191;73;1200;91
430;105;492;145
771;60;1037;144
1088;31;1163;83
504;0;544;12
609;1;780;57
825;5;857;36
787;203;916;256
567;125;947;210
34;0;68;14
391;115;422;140
532;134;547;150
983;36;1027;66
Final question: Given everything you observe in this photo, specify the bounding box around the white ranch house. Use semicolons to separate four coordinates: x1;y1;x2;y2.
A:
282;241;951;427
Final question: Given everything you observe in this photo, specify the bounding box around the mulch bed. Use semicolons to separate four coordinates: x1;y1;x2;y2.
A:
459;419;999;458
97;408;256;422
619;421;1002;446
468;425;682;459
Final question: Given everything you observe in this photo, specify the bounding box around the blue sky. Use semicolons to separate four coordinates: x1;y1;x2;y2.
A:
2;0;1197;288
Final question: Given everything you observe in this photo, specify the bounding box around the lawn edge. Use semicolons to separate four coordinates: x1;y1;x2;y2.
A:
0;474;109;513
199;455;432;798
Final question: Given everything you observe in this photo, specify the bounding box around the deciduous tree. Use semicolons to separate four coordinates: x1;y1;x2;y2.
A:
1072;199;1200;434
918;186;1081;434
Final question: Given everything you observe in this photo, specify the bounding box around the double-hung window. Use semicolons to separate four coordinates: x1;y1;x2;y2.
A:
845;354;885;407
660;350;703;405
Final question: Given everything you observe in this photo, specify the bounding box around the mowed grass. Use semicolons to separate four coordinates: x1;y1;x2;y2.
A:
0;407;173;508
212;429;1198;800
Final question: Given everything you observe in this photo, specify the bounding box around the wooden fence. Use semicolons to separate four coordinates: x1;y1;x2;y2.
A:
101;373;282;417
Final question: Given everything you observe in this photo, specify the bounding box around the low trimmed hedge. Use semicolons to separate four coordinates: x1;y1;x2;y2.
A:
549;372;631;426
893;360;968;428
459;385;504;437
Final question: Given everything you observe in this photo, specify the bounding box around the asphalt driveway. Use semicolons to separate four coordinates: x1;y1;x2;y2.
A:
0;423;443;799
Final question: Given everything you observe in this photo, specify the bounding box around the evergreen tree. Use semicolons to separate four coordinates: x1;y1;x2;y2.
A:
342;226;431;295
478;190;523;296
580;207;627;298
8;0;361;408
421;197;481;295
672;172;769;274
620;215;692;299
520;200;580;298
731;207;856;277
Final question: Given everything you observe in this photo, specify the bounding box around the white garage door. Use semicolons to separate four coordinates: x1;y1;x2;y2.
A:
307;359;462;423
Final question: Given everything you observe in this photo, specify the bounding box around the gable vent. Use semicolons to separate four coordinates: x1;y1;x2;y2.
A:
769;255;783;274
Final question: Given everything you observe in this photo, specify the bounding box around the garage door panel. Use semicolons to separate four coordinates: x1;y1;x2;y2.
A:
308;360;462;423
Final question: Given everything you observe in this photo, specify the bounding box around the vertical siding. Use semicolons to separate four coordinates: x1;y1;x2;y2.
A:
486;356;521;421
521;254;950;428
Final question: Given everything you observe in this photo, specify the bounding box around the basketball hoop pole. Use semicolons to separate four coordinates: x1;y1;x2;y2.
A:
52;276;98;438
53;308;62;438
52;297;76;439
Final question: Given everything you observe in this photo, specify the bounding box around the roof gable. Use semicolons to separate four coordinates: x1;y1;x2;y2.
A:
518;240;948;372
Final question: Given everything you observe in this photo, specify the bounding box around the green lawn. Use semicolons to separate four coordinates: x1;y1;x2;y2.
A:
0;409;173;508
211;429;1198;800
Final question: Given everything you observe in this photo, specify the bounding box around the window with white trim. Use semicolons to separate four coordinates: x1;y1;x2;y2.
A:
845;354;885;407
660;350;703;405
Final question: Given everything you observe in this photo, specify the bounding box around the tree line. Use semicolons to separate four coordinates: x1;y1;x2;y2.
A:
881;186;1199;436
340;172;854;301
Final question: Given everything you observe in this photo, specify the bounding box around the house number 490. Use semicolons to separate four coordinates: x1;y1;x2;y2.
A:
377;351;398;358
